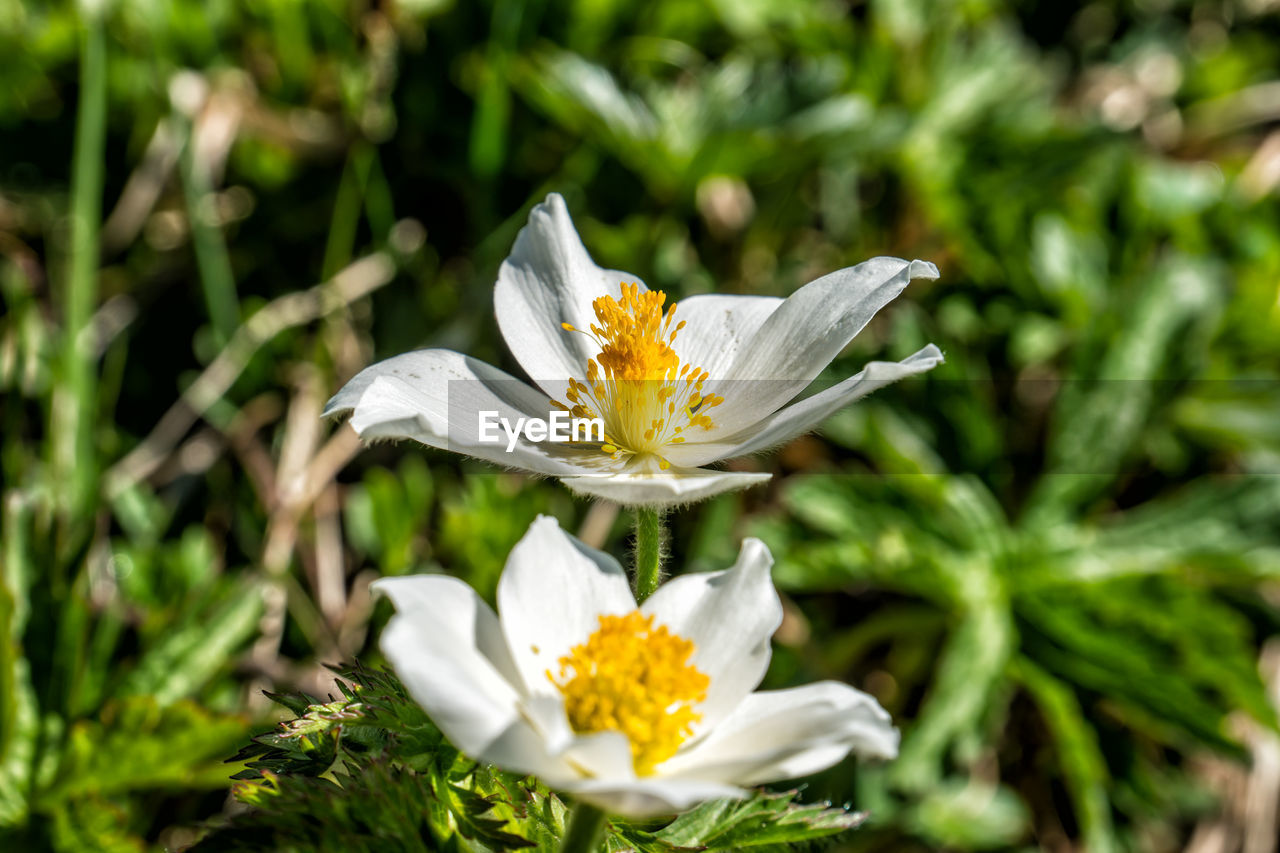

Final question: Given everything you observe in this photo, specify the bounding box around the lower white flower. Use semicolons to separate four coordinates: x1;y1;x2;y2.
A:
372;516;899;818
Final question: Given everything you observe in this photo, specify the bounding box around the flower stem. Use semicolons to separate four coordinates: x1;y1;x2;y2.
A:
560;803;607;853
633;506;664;603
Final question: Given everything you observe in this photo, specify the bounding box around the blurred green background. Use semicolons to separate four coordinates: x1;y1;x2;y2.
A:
3;0;1280;850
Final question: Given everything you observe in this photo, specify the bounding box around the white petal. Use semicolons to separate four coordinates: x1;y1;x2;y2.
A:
497;516;637;704
495;193;645;397
669;293;783;381
641;538;781;733
661;344;944;468
372;575;573;780
660;682;899;786
559;467;771;508
707;257;938;434
323;349;592;477
560;777;747;819
518;693;638;781
559;730;637;782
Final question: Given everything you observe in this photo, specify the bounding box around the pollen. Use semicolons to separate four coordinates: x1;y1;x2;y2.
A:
556;283;723;462
549;610;709;775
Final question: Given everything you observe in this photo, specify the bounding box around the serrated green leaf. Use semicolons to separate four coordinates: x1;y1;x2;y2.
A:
117;579;264;704
1013;657;1117;853
262;689;322;718
42;697;247;802
892;558;1013;792
1016;576;1273;753
657;789;866;849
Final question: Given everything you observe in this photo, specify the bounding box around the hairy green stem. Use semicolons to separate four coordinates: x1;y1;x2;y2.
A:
560;803;607;853
52;8;107;520
633;506;664;603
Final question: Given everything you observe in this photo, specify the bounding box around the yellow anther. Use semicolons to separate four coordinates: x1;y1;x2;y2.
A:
549;611;708;775
548;283;722;462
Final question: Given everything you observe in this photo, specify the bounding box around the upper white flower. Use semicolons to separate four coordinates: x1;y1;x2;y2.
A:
372;515;899;818
324;193;943;506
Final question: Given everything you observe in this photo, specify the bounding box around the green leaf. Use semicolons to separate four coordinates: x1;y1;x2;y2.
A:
203;664;874;852
117;578;264;704
437;475;572;600
892;558;1014;792
1026;256;1220;525
906;778;1030;851
0;494;38;827
192;762;441;853
1016;575;1274;753
343;455;435;576
1013;657;1117;853
42;697;247;802
1086;475;1280;577
657;789;866;849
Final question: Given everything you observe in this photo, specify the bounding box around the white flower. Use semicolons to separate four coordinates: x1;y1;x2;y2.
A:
324;193;942;506
371;515;899;818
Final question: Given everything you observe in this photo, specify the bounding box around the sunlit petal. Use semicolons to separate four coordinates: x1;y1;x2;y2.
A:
498;516;636;702
495;193;646;399
641;538;780;733
660;681;899;785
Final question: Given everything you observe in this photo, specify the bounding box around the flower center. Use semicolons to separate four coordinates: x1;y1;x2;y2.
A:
554;283;722;467
548;610;709;776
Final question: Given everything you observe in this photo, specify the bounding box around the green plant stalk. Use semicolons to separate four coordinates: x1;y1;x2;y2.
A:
559;802;606;853
320;145;369;280
53;9;107;518
633;507;664;603
179;117;240;348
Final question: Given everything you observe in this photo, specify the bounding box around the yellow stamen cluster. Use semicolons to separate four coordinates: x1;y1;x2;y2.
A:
554;283;723;465
549;610;709;776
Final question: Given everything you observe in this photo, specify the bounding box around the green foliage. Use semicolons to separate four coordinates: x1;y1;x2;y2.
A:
656;791;865;850
1;693;248;850
46;698;247;801
748;459;1280;847
436;474;577;600
342;455;436;577
194;664;865;851
0;494;258;849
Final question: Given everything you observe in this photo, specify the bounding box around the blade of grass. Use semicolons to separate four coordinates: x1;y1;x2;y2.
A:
362;147;396;244
320;146;368;281
51;6;107;522
179;111;241;348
